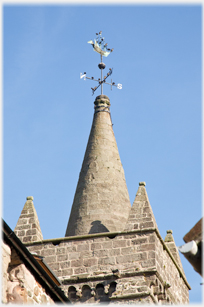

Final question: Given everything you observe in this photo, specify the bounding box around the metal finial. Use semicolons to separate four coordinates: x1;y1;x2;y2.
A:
80;31;122;96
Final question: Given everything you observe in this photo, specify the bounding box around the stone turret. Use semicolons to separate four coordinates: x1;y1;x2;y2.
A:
65;95;131;237
164;229;185;274
14;197;43;243
125;182;158;231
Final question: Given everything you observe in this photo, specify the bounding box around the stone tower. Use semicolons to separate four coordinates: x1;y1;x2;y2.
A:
65;95;131;237
13;95;190;304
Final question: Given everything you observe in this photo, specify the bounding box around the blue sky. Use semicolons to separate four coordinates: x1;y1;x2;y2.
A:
3;3;202;303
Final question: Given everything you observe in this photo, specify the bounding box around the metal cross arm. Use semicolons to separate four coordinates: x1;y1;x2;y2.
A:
80;69;122;95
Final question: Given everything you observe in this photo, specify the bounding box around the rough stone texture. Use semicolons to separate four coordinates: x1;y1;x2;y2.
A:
26;228;190;304
125;182;158;232
2;241;11;303
14;196;43;243
2;241;54;304
164;229;185;275
66;95;131;236
11;94;190;304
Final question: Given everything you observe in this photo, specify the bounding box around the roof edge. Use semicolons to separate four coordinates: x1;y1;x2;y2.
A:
2;219;69;303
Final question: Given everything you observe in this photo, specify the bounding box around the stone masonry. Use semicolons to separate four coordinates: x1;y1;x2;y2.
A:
26;218;190;303
2;241;54;304
66;95;131;237
24;183;190;304
12;95;190;304
14;196;43;243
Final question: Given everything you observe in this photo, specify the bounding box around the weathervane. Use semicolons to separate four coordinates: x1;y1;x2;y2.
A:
80;31;122;95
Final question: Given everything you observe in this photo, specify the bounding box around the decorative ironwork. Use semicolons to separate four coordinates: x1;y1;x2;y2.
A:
80;31;122;95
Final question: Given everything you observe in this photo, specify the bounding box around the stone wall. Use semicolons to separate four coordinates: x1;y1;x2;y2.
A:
2;241;11;303
26;229;190;304
1;241;54;304
155;232;189;303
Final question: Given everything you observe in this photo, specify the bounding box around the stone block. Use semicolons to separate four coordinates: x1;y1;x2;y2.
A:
29;218;36;224
109;248;120;256
69;252;80;260
15;225;30;230
91;243;102;250
141;244;155;251
74;267;87;275
83;258;98;267
18;230;25;236
61;268;73;276
23;236;32;243
102;241;113;249
17;219;28;225
44;255;56;263
57;255;68;262
148;251;156;259
140;222;154;229
93;237;105;243
60;261;70;269
77;244;90;252
121;247;134;255
149;235;156;243
116;252;146;264
143;207;151;214
21;209;28;214
113;240;126;248
56;247;66;255
71;259;83;267
41;249;56;256
141;259;156;268
94;249;109;257
131;238;148;245
98;257;115;265
81;251;93;258
25;213;35;218
67;245;77;252
26;229;37;236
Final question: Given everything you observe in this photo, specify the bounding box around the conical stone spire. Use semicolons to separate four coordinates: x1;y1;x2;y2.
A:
14;196;43;243
65;95;131;236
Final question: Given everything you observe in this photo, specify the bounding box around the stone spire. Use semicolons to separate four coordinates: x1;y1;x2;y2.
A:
125;182;158;231
14;196;43;243
164;229;185;274
65;95;131;237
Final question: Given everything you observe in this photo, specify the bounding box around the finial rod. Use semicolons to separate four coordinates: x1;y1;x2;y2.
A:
101;54;103;95
80;31;122;96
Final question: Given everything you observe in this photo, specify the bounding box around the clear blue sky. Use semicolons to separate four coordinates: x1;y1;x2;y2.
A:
3;3;202;303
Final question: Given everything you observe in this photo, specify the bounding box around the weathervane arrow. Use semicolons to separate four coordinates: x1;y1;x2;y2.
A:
80;31;122;95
